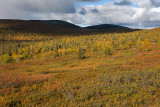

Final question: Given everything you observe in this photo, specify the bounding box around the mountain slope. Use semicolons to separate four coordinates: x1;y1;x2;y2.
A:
36;20;80;29
0;19;136;34
0;19;82;34
85;24;130;30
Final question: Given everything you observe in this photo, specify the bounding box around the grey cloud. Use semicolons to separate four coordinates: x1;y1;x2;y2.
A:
114;0;133;6
78;0;101;2
0;0;100;19
0;0;76;14
17;0;76;13
91;8;99;13
80;4;136;25
150;0;160;7
79;8;87;15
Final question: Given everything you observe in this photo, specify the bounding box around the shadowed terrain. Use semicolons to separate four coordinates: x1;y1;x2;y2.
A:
0;19;138;35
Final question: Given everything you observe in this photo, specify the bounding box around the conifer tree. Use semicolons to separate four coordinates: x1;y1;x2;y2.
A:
77;47;86;59
104;46;112;56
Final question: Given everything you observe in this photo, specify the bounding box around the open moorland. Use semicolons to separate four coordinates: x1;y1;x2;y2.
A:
0;20;160;106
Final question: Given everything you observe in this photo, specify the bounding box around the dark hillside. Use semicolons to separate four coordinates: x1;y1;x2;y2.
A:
0;19;138;35
85;24;130;30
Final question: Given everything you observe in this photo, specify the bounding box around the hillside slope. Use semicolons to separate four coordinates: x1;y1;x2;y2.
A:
37;20;80;29
0;19;83;34
0;19;137;34
85;24;130;30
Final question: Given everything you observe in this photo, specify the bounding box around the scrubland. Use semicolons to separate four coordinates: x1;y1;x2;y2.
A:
0;28;160;106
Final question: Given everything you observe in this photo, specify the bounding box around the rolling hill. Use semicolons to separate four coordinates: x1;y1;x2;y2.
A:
0;19;136;34
36;20;80;29
85;24;130;30
0;19;83;34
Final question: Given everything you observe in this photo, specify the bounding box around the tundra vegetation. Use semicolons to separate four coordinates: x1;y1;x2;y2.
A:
0;28;160;106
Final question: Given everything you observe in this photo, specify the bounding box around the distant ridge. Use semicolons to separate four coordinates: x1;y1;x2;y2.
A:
0;19;80;29
0;19;82;34
33;20;80;29
0;19;137;34
85;24;130;30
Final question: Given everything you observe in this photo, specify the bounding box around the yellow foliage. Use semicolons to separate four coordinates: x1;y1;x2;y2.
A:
11;53;18;61
142;39;151;51
0;96;6;106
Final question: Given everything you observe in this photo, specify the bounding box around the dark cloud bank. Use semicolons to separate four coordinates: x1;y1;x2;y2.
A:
114;0;132;6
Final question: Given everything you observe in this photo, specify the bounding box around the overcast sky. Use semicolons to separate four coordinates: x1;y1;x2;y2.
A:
0;0;160;29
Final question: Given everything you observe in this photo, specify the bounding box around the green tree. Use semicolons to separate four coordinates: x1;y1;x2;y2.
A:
104;46;112;56
77;47;86;59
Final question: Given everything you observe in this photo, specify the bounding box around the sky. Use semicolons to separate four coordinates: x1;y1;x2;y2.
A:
0;0;160;29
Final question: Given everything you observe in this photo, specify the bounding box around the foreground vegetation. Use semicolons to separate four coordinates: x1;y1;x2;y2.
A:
0;28;160;106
